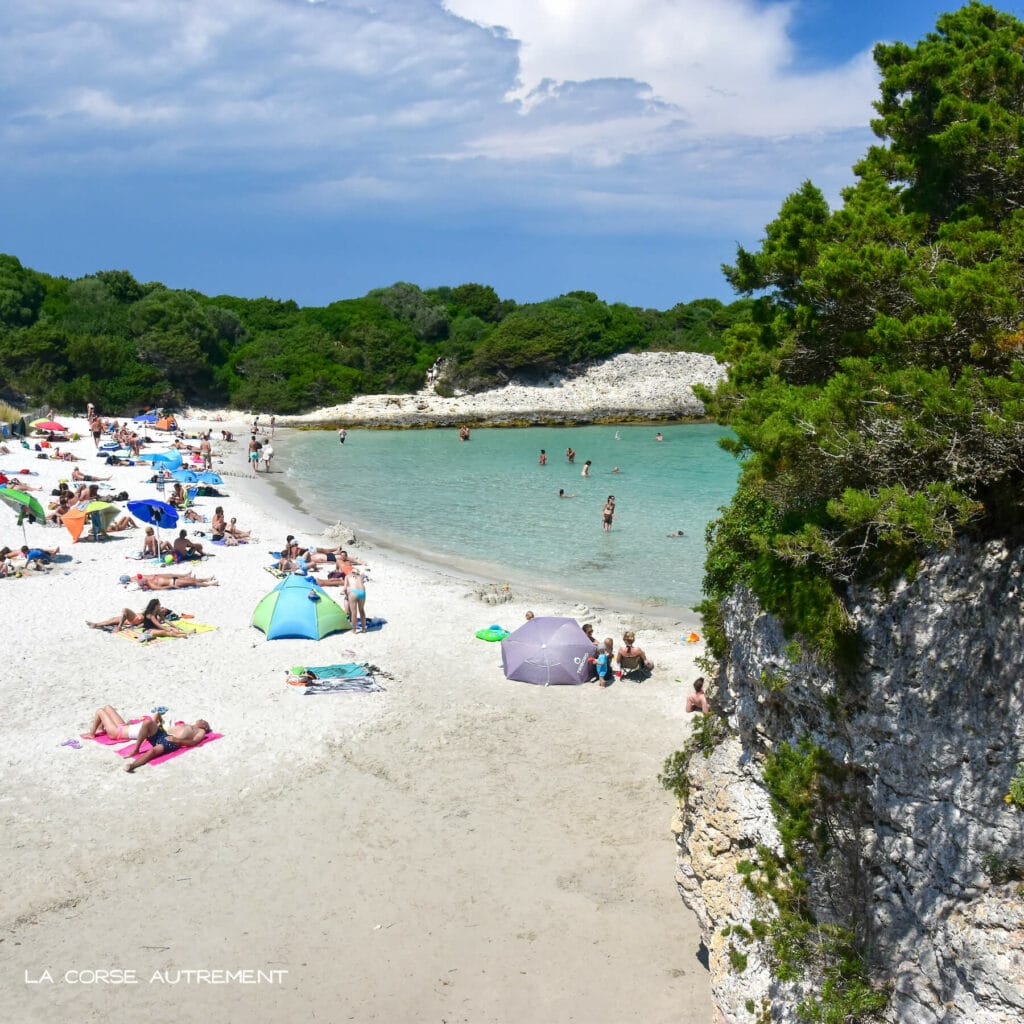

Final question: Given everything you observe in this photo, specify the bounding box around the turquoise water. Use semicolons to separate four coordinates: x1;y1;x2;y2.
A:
279;424;739;614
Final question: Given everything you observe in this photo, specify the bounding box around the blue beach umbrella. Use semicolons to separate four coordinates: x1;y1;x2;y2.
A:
170;468;200;483
133;413;159;424
127;499;179;550
195;471;224;485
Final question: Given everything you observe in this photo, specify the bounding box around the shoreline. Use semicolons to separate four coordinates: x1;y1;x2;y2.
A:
1;410;711;1023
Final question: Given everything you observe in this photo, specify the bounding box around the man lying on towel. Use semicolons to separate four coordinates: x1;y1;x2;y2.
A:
124;712;211;773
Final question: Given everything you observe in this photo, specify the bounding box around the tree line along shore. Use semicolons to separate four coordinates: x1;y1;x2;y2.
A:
0;258;752;418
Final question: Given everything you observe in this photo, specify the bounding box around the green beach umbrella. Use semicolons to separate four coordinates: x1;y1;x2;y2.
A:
0;487;47;542
251;574;351;640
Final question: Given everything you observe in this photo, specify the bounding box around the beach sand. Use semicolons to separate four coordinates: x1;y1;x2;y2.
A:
0;415;710;1023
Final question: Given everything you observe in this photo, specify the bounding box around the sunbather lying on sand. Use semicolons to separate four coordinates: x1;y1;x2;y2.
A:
137;572;218;589
71;467;111;482
84;704;150;741
124;714;212;772
87;608;147;632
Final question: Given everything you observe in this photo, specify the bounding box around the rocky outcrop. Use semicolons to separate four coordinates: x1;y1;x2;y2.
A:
675;538;1024;1023
279;351;725;427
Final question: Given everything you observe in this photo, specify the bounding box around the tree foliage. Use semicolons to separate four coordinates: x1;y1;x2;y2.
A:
0;262;748;414
701;2;1024;656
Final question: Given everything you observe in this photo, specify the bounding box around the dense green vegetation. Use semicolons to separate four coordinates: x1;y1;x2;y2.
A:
698;2;1024;662
0;257;752;415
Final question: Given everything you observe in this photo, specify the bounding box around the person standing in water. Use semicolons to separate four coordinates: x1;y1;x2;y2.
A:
539;449;547;465
338;427;347;444
581;460;591;477
602;495;615;531
566;447;576;464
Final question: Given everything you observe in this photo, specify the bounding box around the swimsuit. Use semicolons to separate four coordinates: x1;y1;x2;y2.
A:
148;727;179;754
351;588;366;600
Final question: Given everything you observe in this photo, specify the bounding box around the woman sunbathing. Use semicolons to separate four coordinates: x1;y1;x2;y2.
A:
211;506;249;540
108;515;138;532
140;526;173;558
84;705;152;741
140;598;191;637
87;608;147;632
137;572;218;589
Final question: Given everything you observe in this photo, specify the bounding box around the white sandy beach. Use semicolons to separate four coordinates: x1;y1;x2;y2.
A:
0;412;710;1023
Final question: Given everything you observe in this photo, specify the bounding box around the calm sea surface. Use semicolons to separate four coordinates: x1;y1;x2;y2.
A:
278;423;740;615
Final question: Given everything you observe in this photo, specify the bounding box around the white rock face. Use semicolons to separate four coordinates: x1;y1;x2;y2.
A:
283;351;726;426
674;537;1024;1023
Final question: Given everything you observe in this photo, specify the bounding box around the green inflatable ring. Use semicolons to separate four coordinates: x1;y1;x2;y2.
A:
475;626;509;642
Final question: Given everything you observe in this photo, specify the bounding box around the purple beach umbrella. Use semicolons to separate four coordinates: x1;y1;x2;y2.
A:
500;616;597;685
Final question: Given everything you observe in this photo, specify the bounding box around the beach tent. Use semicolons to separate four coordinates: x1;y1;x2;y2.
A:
170;468;200;483
195;471;224;485
500;616;597;686
138;449;183;469
154;415;178;431
61;501;119;542
251;574;351;640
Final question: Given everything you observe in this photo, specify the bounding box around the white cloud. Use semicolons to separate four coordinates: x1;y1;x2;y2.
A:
443;0;878;135
0;0;882;243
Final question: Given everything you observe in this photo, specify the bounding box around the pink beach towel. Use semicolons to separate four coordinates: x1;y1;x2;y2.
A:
116;731;223;766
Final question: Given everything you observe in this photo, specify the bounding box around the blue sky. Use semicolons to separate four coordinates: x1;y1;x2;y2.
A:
0;1;1011;311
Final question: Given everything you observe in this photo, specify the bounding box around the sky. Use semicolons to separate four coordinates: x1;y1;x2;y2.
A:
0;1;1013;311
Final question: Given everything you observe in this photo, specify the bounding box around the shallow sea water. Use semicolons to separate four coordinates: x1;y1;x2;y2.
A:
279;423;740;615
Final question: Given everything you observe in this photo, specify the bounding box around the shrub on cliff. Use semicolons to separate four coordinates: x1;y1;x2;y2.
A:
700;2;1024;656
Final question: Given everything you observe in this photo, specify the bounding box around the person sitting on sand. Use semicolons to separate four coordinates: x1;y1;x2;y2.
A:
617;630;654;671
141;526;173;558
686;677;710;714
124;713;212;773
47;498;72;525
140;598;192;637
107;514;138;532
226;516;250;541
172;529;204;560
168;483;188;508
211;506;228;540
71;467;111;483
581;623;599;646
84;705;151;741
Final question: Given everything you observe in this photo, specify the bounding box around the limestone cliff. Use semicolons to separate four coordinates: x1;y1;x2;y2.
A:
674;537;1024;1023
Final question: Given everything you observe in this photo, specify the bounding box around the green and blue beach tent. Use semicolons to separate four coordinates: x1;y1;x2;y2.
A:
251;574;351;640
